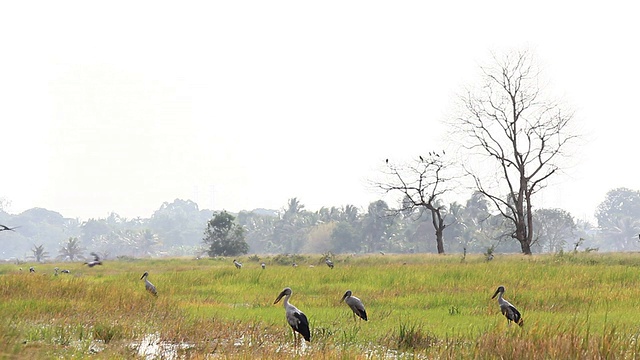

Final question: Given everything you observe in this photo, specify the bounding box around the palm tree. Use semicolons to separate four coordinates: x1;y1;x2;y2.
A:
31;244;50;263
57;237;86;261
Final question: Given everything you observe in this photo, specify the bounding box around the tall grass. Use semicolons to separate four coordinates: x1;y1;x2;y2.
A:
2;252;640;358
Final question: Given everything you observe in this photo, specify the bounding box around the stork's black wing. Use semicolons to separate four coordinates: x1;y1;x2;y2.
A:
291;312;311;342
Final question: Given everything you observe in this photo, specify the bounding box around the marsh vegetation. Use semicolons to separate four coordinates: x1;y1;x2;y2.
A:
2;252;640;359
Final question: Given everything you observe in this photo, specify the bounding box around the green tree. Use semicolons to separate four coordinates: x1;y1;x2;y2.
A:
57;237;85;261
595;188;640;251
203;211;249;256
451;50;577;255
361;200;395;253
532;208;576;253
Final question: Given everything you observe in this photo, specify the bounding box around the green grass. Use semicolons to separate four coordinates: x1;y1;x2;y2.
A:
3;252;640;358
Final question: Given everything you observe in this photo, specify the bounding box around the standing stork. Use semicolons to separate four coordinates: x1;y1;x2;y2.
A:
84;252;102;267
233;259;242;269
140;272;157;296
261;262;266;270
491;286;523;327
325;259;334;269
341;290;368;321
273;287;311;343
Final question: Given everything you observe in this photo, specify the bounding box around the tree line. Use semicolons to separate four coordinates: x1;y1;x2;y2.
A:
1;187;639;262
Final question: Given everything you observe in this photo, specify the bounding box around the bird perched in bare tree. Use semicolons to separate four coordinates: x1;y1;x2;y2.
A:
140;271;157;296
0;224;18;232
84;252;102;267
341;290;368;321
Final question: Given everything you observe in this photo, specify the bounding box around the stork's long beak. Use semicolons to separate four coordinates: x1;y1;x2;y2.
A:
491;289;500;299
274;291;285;304
140;272;147;280
341;293;348;302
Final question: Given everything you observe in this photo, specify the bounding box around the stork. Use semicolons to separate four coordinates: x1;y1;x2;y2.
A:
261;262;266;270
491;286;523;327
140;272;157;296
61;269;70;274
29;266;35;273
325;259;334;269
0;224;18;232
233;259;242;269
341;290;368;321
273;287;311;343
84;252;102;267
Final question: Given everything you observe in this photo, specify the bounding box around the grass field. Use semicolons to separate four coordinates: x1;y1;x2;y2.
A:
3;252;640;359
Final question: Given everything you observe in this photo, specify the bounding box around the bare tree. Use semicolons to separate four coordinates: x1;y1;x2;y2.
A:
452;50;577;255
378;151;454;254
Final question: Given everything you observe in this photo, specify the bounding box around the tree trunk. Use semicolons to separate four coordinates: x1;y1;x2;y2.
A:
435;228;445;254
519;238;532;255
431;208;446;254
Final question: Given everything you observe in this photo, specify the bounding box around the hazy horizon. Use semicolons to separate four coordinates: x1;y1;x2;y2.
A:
1;1;638;224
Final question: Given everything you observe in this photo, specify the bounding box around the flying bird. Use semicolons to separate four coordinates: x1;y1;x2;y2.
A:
84;252;103;267
325;259;334;269
341;290;368;321
274;287;311;343
491;285;523;327
0;224;18;232
233;259;243;269
140;271;157;296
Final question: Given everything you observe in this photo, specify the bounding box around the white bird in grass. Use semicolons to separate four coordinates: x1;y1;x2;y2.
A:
273;287;311;343
233;259;242;269
491;285;523;327
140;272;157;296
325;259;334;269
261;262;266;269
341;290;368;321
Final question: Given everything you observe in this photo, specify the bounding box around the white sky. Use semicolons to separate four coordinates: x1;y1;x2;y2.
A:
0;1;637;222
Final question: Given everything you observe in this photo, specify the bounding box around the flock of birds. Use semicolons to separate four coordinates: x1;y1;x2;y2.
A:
231;258;521;343
3;223;523;344
20;255;523;343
